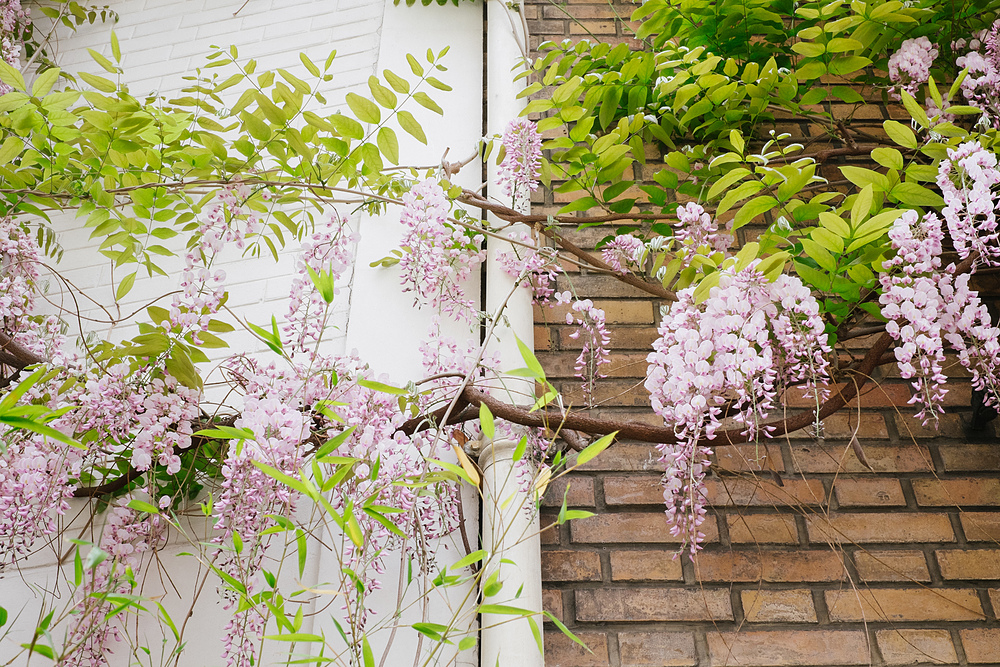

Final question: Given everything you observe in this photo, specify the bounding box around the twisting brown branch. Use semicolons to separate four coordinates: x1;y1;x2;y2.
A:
459;189;678;301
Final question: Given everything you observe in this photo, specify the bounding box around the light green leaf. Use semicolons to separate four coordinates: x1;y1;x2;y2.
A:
397;110;426;144
346;92;380;124
734;196;778;230
883;120;917;149
479;403;495;440
576;431;616;467
377;126;399;164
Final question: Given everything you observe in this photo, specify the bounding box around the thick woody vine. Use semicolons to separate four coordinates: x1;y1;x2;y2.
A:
3;1;1000;666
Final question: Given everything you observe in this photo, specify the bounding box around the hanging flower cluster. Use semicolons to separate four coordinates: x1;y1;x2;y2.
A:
496;230;561;304
601;234;645;274
283;212;359;353
0;1;25;96
0;216;40;330
398;179;486;321
172;183;263;335
497;118;542;207
646;264;831;555
937;141;1000;266
674;202;733;259
887;36;938;100
880;203;1000;424
565;299;611;408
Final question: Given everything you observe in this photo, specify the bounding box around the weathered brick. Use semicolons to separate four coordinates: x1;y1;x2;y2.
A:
852;550;931;582
705;478;827;507
834;479;906;507
705;630;870;666
602;475;666;505
937;549;1000;579
960;628;1000;663
571;512;718;544
576;587;733;622
542;589;563;621
790;443;933;473
876;629;958;665
537;352;648;379
791;411;888;440
618;632;698;667
541;476;596;507
545;631;610;667
741;589;817;622
940;444;1000;471
535;300;654;325
806;513;955;544
541;550;602;581
694;550;845;582
728;514;800;544
575;442;662;471
990;587;1000;615
894;412;965;439
912;478;1000;506
714;443;785;472
540;513;560;545
610;549;684;581
825;587;985;621
961;512;1000;541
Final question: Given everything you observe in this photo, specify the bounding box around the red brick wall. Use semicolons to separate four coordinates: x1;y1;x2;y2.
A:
525;3;1000;665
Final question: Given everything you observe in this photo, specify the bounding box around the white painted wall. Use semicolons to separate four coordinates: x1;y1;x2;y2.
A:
0;1;490;665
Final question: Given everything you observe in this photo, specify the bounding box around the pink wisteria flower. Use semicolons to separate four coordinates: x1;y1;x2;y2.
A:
645;264;830;556
566;299;611;407
888;36;938;100
496;230;560;304
497;118;542;207
602;234;645;274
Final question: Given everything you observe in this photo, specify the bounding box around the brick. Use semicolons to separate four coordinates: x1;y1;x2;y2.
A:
571;512;718;544
961;512;1000;541
575;587;733;622
834;479;906;507
713;443;785;472
541;550;602;581
610;550;684;581
991;588;1000;615
741;589;817;622
790;443;933;473
540;513;560;545
728;514;800;544
542;589;563;621
791;412;888;440
705;478;827;507
912;478;1000;506
541;476;595;507
825;587;985;621
895;412;965;439
545;631;610;667
960;628;1000;663
937;549;1000;579
537;351;649;379
694;550;845;582
876;629;958;665
618;632;698;667
603;475;666;505
535;300;654;325
940;444;1000;471
558;378;653;407
574;442;663;471
853;550;931;582
806;513;955;544
706;630;870;666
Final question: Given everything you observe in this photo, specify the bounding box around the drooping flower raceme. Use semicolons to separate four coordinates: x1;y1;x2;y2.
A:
936;141;1000;266
0;1;26;96
602;234;645;274
888;36;938;100
497;118;542;208
645;264;831;556
398;179;486;321
496;231;561;304
566;299;611;408
674;202;733;260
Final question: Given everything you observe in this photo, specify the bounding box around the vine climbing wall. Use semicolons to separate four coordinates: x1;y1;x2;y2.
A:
525;2;1000;665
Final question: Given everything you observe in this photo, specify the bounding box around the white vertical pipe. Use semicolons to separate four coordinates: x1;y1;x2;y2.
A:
477;439;543;667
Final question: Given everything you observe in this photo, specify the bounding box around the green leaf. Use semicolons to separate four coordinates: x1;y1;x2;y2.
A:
452;549;486;570
357;379;407;395
383;69;410;94
346;92;380;124
116;272;136;300
900;90;929;128
883;120;917;149
78;71;116;93
264;633;324;642
0;61;25;91
126;499;160;514
890;182;944;207
0;135;24;165
851;184;873;229
479;403;495;440
31;67;61;97
397;110;426;144
314;426;357;460
241;111;271;142
734;196;778;230
575;432;616;467
413;91;443;115
88;48;118;74
377;126;399;164
515;334;545;379
0;605;8;628
871;147;903;170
